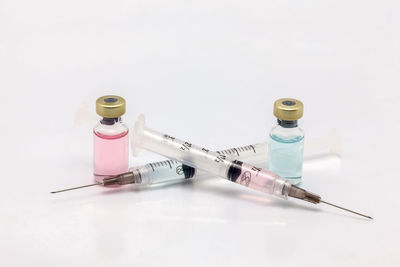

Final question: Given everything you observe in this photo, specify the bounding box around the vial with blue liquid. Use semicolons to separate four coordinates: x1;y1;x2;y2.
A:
268;98;304;185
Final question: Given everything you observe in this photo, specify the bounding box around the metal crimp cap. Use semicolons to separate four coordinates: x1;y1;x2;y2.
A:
273;98;303;121
96;95;126;118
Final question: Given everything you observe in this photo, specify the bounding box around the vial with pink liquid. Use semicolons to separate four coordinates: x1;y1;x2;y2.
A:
93;95;129;183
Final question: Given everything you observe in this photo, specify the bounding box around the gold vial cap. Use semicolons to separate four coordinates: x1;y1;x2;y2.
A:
273;98;303;121
96;95;126;118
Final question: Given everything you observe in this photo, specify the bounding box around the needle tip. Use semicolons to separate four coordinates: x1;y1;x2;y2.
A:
321;200;372;220
50;183;101;194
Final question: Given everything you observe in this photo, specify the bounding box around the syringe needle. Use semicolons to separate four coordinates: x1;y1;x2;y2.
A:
51;183;102;194
321;200;373;220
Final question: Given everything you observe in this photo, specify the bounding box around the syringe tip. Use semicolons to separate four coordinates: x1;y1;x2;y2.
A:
50;183;101;194
321;200;373;220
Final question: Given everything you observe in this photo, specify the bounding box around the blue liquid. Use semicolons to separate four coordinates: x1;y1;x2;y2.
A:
268;134;304;185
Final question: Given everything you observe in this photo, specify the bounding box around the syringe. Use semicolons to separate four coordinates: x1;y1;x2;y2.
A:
126;115;371;219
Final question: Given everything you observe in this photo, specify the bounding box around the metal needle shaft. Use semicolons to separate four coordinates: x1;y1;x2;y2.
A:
51;183;102;194
321;200;373;220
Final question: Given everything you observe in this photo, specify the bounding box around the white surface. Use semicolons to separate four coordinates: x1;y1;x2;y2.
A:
1;1;399;266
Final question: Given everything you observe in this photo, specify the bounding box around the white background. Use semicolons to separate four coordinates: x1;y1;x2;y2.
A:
1;1;399;266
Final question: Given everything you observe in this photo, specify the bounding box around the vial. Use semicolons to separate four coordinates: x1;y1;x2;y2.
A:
93;95;129;183
268;98;304;185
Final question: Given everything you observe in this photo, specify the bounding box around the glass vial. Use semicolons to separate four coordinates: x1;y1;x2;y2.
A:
93;95;129;183
268;98;304;185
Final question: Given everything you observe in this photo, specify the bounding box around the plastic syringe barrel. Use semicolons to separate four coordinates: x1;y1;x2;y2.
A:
132;115;291;199
117;130;338;187
126;143;267;186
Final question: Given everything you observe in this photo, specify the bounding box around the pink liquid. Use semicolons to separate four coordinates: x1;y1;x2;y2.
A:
93;130;129;182
234;162;280;195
